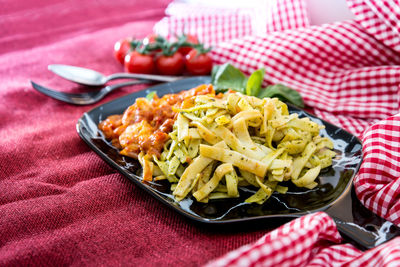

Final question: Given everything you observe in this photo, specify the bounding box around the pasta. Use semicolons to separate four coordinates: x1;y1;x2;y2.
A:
99;84;336;204
98;84;215;181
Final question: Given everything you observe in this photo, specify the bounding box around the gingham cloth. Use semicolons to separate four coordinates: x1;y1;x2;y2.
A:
155;0;400;266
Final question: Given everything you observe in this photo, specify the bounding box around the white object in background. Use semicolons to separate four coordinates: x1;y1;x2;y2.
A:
179;0;355;26
167;0;275;35
179;0;262;9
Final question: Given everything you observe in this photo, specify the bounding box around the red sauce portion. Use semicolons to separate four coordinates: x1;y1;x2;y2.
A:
98;84;215;159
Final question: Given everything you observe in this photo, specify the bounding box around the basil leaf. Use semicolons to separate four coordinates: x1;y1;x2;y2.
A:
246;68;265;96
210;64;221;84
258;84;304;108
211;63;248;93
211;64;304;108
145;91;156;101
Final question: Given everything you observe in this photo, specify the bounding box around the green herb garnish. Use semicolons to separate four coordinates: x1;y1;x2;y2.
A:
145;91;156;101
211;63;304;108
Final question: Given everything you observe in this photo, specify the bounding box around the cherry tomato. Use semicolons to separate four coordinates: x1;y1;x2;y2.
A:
156;52;185;75
178;34;199;55
114;38;132;65
185;49;213;75
124;51;155;74
143;33;158;45
143;33;165;53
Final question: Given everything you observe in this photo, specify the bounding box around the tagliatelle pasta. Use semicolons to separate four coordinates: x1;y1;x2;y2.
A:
99;84;336;204
98;84;215;181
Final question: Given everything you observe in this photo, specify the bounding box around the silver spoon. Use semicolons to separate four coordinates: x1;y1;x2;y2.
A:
48;64;182;86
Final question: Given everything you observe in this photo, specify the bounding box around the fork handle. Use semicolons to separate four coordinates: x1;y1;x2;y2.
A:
107;73;182;83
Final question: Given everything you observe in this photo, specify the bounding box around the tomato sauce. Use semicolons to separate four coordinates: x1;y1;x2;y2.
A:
99;84;215;159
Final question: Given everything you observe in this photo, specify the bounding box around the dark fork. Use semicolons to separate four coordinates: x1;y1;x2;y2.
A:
30;80;150;105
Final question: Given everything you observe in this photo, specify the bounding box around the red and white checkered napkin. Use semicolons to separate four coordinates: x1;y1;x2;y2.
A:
155;0;400;265
205;212;400;266
355;114;400;225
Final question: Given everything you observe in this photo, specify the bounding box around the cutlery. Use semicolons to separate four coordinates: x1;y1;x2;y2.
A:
31;80;149;105
48;64;182;86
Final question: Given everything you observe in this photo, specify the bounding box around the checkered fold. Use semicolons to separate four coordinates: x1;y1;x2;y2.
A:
155;0;400;265
205;212;400;267
355;114;400;225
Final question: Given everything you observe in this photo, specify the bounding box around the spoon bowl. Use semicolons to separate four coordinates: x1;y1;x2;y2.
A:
49;65;107;86
48;64;182;86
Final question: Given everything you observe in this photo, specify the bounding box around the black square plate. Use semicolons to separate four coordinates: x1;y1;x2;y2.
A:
77;76;362;224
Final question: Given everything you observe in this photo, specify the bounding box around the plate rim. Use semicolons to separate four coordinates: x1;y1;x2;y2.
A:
76;76;363;224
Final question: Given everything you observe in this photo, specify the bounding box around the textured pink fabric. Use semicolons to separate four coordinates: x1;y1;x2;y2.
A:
0;1;265;266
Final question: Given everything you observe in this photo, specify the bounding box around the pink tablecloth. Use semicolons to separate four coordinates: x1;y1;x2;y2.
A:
0;1;265;266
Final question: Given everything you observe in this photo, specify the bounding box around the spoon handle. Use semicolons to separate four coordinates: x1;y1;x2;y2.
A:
103;80;151;94
107;73;183;83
